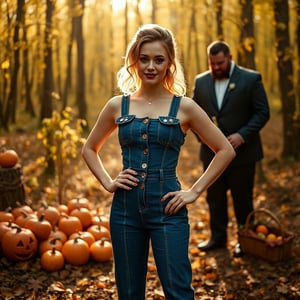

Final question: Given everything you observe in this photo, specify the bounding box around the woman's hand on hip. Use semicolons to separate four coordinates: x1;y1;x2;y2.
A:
108;168;139;192
161;190;198;215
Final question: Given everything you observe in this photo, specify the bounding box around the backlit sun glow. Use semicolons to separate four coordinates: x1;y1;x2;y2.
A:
111;0;126;11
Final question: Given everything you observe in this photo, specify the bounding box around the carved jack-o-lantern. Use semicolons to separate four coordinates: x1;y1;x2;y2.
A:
2;226;37;262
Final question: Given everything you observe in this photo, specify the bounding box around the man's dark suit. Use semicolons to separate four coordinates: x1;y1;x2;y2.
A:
192;64;270;244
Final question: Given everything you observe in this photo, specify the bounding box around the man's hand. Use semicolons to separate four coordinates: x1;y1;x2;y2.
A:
227;133;244;149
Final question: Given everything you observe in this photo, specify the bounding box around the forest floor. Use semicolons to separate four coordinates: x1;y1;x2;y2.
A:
0;108;299;300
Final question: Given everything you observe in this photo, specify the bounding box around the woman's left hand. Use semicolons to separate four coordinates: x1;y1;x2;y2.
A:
161;190;199;215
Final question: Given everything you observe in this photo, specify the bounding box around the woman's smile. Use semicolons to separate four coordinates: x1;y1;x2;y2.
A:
144;73;156;79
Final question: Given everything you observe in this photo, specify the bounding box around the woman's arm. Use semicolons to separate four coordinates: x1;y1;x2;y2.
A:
82;96;139;193
82;97;118;192
162;97;235;214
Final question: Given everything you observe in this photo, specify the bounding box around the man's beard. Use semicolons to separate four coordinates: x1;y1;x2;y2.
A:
212;69;230;79
211;63;231;79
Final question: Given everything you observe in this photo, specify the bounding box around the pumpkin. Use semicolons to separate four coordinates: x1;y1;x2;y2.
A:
37;203;60;226
24;214;52;241
2;225;37;262
91;213;110;230
39;237;63;255
49;226;67;244
40;248;65;272
87;224;110;241
58;214;83;237
11;205;34;219
0;221;15;250
90;238;113;262
57;204;69;215
0;210;15;223
0;149;19;168
15;211;37;228
70;207;92;229
67;197;91;212
69;231;95;247
62;237;90;265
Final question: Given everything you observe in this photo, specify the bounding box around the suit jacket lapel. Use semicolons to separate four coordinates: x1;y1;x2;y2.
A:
207;75;219;112
220;66;240;110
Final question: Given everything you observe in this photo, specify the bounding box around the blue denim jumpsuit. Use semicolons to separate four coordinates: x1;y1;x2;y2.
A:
110;95;194;300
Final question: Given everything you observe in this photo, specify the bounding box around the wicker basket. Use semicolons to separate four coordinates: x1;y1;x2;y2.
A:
238;208;294;262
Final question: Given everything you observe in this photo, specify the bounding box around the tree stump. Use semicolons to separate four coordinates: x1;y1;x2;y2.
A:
0;165;26;210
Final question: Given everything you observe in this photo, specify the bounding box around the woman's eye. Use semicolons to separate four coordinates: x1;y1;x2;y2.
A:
139;57;165;64
155;58;165;64
139;57;148;63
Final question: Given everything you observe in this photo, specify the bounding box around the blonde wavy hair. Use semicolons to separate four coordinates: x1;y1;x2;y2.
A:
117;24;186;96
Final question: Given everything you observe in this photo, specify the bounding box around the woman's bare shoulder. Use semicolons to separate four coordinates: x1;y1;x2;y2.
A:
102;95;123;112
180;96;201;112
95;95;124;122
178;96;209;125
107;95;123;106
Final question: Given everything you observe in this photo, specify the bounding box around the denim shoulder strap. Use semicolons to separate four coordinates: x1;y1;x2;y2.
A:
121;95;130;116
168;95;182;117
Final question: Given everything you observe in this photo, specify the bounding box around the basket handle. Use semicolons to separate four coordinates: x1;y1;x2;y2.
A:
244;208;283;236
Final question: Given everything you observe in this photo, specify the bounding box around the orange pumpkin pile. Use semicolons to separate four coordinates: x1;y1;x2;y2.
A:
0;198;113;272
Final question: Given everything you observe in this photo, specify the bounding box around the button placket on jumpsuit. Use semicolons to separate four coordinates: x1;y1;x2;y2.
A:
110;95;194;300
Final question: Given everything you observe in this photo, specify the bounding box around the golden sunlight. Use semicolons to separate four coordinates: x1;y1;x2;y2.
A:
111;0;126;11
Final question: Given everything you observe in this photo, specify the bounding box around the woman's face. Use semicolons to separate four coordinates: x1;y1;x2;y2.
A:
136;41;170;86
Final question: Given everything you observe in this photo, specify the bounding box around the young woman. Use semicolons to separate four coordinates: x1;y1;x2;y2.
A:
82;24;235;300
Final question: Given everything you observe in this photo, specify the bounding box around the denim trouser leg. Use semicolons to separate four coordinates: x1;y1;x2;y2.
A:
151;217;194;299
110;224;150;299
110;189;150;300
110;173;194;300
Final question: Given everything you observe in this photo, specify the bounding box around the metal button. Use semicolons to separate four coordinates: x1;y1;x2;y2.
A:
141;172;146;178
143;148;149;155
141;163;147;169
143;118;149;124
139;184;145;190
142;133;148;139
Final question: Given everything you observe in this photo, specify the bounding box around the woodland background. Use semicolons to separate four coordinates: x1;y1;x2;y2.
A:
0;0;300;159
0;0;300;299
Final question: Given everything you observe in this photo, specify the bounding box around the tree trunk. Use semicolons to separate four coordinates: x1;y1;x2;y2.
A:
238;0;255;69
293;1;300;160
40;0;54;121
62;33;73;109
187;0;201;74
124;1;129;49
4;0;24;128
216;0;223;40
297;2;300;103
40;0;55;176
74;0;87;121
274;0;298;159
134;0;143;26
151;0;158;23
239;0;265;181
22;13;35;117
109;2;116;96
